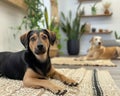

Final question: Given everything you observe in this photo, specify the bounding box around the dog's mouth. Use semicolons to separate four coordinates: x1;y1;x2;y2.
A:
35;47;46;55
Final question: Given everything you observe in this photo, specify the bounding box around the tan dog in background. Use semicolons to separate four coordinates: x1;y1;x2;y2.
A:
80;36;120;60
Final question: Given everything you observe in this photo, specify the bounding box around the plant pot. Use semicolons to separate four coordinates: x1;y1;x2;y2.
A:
67;39;80;55
104;9;110;15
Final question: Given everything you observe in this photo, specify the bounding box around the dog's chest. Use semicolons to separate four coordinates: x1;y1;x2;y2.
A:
35;61;51;76
25;52;51;77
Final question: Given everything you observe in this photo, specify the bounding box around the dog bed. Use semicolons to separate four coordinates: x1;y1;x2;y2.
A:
51;57;116;67
0;68;119;96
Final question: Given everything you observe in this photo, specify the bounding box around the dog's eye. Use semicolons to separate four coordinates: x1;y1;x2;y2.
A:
30;37;37;41
95;38;97;41
42;35;47;40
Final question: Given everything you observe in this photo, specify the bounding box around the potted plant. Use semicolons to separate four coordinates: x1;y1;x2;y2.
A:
21;0;44;30
103;2;111;15
10;0;44;39
12;0;61;57
91;2;97;15
44;7;61;57
114;31;120;43
114;31;120;46
60;5;86;55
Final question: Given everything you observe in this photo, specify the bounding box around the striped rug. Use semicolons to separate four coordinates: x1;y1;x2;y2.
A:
51;57;116;67
0;68;119;96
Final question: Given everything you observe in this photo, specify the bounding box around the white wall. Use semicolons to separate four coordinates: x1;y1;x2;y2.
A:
58;0;120;55
0;0;51;52
0;0;120;55
0;1;26;51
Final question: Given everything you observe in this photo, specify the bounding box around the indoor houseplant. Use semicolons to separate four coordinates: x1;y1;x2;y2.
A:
114;31;120;40
103;2;111;15
13;0;60;57
20;0;44;30
91;2;97;15
44;7;61;57
60;4;85;55
11;0;44;39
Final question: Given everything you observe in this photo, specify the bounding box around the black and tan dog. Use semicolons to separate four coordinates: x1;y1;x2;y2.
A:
0;29;78;95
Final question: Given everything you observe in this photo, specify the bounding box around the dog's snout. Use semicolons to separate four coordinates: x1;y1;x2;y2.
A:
37;44;43;49
98;42;101;45
35;44;46;55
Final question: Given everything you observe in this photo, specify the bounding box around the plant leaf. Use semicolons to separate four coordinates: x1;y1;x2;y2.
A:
44;7;49;29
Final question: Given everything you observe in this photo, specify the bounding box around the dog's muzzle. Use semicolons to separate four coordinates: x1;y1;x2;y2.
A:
35;44;46;55
98;42;101;45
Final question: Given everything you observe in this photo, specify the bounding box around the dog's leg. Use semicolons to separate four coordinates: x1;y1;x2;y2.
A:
79;55;94;60
84;50;102;60
86;55;99;60
23;68;67;95
80;51;95;60
116;47;120;57
74;56;85;61
48;66;78;86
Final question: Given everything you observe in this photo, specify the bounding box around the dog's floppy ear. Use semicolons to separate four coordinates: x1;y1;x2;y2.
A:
42;29;56;45
20;30;34;48
89;37;94;43
20;32;28;48
49;32;56;45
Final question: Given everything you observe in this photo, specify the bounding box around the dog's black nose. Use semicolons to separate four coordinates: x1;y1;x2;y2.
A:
37;44;43;49
98;42;101;45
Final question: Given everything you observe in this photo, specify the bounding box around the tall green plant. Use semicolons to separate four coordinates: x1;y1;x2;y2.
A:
60;3;85;40
114;31;120;40
17;0;44;30
91;1;98;15
11;0;45;39
44;7;61;49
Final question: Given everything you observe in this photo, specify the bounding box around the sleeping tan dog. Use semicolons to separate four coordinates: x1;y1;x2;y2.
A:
80;36;120;60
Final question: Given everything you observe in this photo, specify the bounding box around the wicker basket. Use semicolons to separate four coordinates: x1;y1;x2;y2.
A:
49;43;58;58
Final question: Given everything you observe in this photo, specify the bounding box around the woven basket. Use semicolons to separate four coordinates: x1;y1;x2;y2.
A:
49;43;58;58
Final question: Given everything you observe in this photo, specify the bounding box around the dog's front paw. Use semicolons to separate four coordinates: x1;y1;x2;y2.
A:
74;57;85;61
55;89;67;95
50;86;67;95
64;79;79;87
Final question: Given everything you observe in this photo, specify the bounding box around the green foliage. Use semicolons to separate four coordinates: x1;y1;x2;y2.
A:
11;0;61;49
114;31;120;39
44;7;49;29
91;2;97;14
16;0;44;31
11;0;44;39
60;3;85;40
44;7;61;49
49;18;61;49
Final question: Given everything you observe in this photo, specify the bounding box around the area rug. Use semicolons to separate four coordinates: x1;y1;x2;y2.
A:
51;57;116;67
0;68;119;96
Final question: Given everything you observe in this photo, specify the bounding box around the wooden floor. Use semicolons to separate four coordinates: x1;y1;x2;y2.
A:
54;60;120;88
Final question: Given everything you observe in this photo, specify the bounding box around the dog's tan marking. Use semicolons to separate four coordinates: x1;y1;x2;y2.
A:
23;68;64;93
48;66;78;86
20;30;78;95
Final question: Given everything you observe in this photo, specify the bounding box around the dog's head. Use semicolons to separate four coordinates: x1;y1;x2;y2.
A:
20;29;56;61
89;36;102;47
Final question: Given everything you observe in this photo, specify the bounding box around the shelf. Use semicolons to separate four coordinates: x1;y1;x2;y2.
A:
78;0;101;2
5;0;27;11
84;31;112;35
81;13;113;18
